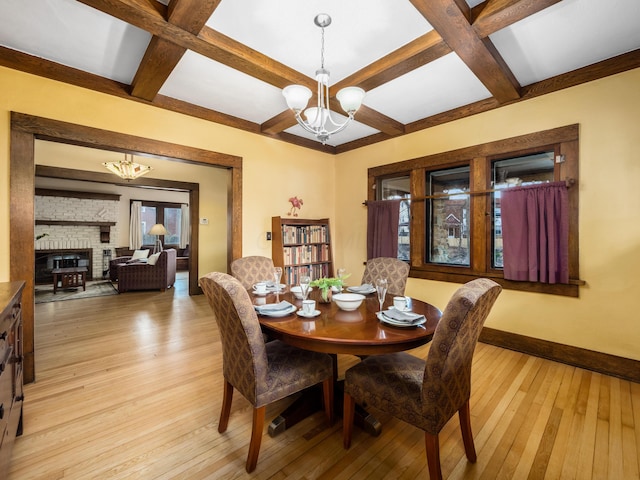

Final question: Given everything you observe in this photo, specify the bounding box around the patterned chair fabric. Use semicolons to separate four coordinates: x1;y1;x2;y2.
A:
230;256;275;290
361;257;410;296
343;278;502;480
200;271;334;473
116;249;176;293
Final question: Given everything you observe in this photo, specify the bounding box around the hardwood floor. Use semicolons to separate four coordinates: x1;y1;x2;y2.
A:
8;274;640;479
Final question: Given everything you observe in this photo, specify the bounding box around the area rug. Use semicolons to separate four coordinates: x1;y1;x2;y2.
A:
35;280;119;304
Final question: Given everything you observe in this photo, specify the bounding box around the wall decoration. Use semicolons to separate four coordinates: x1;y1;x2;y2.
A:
287;196;303;217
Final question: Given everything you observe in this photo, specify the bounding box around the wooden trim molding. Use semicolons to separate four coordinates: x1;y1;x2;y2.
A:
10;111;243;383
479;327;640;384
35;188;121;201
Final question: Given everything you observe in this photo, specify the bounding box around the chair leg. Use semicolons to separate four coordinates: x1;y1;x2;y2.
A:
322;378;334;426
246;406;265;473
425;433;443;480
459;400;477;463
218;380;233;433
343;392;356;449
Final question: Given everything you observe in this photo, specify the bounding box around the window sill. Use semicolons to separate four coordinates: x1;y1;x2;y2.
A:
409;268;581;297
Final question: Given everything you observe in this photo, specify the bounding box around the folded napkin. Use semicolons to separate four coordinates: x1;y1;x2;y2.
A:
382;309;425;324
348;283;374;293
255;301;293;313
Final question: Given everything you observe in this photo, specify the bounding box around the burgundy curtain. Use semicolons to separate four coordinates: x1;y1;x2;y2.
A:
367;200;401;260
501;182;569;284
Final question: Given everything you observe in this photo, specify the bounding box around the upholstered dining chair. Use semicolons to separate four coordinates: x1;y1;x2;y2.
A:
200;272;334;473
230;255;276;290
342;278;502;480
361;257;410;296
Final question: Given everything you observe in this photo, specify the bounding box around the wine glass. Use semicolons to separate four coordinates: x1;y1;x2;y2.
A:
375;278;388;313
273;267;283;289
337;268;346;290
299;275;311;301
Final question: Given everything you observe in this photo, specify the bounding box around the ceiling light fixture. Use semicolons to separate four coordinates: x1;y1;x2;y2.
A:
282;13;365;145
103;153;152;180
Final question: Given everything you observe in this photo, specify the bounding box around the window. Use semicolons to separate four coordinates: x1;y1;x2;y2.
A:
368;125;581;297
427;166;470;266
379;176;410;261
135;201;184;247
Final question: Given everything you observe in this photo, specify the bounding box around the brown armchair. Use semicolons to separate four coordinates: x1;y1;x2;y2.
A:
361;257;410;296
342;278;502;480
200;272;333;473
116;249;177;293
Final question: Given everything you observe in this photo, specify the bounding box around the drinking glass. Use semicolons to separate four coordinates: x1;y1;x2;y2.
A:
337;268;346;289
299;274;311;301
376;278;388;312
273;267;283;288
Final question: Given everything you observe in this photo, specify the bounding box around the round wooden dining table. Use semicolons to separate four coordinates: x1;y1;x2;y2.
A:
252;286;443;436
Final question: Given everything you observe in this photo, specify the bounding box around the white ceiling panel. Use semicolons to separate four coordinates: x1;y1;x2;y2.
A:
0;0;151;84
206;0;433;84
364;53;492;124
159;51;287;124
491;0;640;86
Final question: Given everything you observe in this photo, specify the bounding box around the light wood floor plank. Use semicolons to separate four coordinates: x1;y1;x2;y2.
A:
6;275;639;479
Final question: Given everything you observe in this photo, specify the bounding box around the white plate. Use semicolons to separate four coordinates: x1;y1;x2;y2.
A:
376;311;426;327
297;309;321;318
257;305;297;317
347;286;376;295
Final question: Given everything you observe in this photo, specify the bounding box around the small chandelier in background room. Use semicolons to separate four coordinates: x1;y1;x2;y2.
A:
103;153;152;180
282;13;366;145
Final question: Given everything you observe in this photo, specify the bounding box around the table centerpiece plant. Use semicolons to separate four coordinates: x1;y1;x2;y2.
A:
311;274;350;303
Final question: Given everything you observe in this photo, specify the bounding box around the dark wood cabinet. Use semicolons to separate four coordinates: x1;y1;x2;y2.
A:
271;217;334;285
0;281;24;478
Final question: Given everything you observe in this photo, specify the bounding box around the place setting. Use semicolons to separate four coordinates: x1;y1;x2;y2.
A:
252;267;286;295
375;278;426;328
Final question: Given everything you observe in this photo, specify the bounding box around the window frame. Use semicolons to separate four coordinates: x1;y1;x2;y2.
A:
368;125;581;297
132;200;184;248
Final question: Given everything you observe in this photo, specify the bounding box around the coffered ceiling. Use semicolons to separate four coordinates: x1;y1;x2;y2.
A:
1;0;639;153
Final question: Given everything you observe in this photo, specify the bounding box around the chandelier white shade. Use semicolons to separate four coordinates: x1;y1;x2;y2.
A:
103;153;152;180
282;14;365;145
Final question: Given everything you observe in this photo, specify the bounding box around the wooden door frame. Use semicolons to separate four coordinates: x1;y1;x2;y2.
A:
10;112;243;383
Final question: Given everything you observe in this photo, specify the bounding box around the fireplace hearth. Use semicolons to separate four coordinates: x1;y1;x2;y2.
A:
35;249;93;284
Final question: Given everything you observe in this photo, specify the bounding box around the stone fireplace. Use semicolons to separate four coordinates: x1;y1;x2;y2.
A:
35;189;120;283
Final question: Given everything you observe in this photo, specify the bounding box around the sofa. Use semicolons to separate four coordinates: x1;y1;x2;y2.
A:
115;249;177;293
111;245;189;276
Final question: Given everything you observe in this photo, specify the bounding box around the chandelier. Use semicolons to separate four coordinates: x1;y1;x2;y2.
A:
103;153;152;180
282;14;365;145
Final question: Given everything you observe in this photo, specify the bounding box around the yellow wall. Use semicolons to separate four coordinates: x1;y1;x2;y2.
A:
0;66;336;277
1;65;639;361
333;68;640;361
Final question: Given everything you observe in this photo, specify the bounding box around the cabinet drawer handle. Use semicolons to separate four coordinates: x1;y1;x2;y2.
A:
0;403;3;420
0;331;7;340
15;394;24;402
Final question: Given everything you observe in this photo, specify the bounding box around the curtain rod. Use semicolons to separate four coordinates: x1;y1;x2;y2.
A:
363;177;574;205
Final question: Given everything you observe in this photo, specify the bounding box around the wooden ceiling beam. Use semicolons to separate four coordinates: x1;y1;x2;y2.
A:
130;0;222;101
410;0;521;103
473;0;563;38
333;31;452;93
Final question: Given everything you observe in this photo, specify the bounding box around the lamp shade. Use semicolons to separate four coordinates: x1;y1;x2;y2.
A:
283;85;312;112
148;224;168;236
336;87;365;114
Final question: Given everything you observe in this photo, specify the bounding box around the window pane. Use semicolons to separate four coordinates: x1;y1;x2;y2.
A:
427;167;470;266
380;176;410;261
141;206;157;245
164;207;181;245
491;152;555;268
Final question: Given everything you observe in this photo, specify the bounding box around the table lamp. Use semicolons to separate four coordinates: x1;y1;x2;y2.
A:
148;224;168;254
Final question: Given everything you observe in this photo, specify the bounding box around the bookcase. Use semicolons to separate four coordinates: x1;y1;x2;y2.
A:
271;216;334;285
